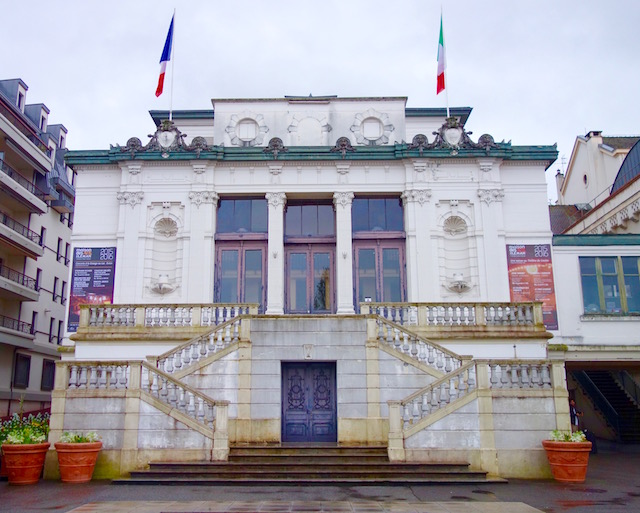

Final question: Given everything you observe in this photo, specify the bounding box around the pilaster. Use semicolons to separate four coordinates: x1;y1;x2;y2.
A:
333;191;355;314
402;188;432;301
476;363;499;475
265;192;286;314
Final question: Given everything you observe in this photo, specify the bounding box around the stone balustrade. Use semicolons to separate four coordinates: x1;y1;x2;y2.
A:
78;303;258;329
153;316;248;375
373;316;467;373
362;301;544;328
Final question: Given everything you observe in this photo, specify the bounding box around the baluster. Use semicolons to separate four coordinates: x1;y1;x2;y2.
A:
530;365;540;387
490;364;499;388
458;369;469;394
468;366;476;390
224;322;231;343
427;307;435;326
178;388;186;410
410;339;418;358
431;388;439;410
412;398;420;424
393;328;401;351
109;365;118;388
150;371;159;396
402;404;411;429
191;343;200;362
427;347;435;365
525;305;533;325
216;328;224;350
437;306;445;325
197;397;205;423
377;319;384;341
160;376;169;400
521;365;530;388
421;393;430;415
88;366;97;389
436;351;444;370
418;342;427;364
402;332;410;354
168;382;178;406
233;318;240;341
89;307;97;326
500;365;509;388
172;353;181;371
68;365;78;388
440;383;449;404
98;366;108;388
199;337;207;358
511;364;520;387
208;332;216;354
119;365;128;388
182;347;191;367
444;355;452;373
78;366;88;388
449;377;458;401
541;365;552;389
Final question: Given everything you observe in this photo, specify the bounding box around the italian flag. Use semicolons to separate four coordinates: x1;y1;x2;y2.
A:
436;13;446;95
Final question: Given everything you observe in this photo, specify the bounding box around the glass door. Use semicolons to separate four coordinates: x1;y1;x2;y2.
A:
285;245;334;314
353;241;405;309
216;243;266;312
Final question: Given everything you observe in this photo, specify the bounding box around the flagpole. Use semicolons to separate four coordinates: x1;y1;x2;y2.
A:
442;6;449;118
169;8;176;121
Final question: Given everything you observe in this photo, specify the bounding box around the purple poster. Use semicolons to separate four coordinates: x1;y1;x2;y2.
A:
67;247;116;332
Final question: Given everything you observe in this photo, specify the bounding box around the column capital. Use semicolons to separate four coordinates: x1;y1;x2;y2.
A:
402;188;432;206
477;188;505;205
116;191;144;208
333;191;354;209
188;190;219;208
266;192;287;208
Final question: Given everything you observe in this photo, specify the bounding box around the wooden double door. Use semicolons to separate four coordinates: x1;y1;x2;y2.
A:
281;362;337;443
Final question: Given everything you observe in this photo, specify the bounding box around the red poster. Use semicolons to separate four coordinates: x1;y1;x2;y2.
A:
506;244;558;330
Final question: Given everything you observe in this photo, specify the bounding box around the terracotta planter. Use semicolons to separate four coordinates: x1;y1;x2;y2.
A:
542;440;592;483
54;441;102;483
1;442;50;485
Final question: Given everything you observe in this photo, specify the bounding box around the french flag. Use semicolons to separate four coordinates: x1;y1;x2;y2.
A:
155;15;174;97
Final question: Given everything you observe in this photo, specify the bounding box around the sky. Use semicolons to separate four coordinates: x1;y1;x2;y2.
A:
3;0;639;202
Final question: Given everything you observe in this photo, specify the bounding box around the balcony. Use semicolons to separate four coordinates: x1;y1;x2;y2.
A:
0;159;47;213
0;210;43;259
50;195;74;214
0;263;39;301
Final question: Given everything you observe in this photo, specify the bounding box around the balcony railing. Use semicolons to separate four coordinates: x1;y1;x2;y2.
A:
0;159;46;199
0;210;41;244
0;263;37;290
0;314;32;334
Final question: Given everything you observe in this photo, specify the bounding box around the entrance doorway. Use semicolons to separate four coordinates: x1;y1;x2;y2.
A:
281;362;337;443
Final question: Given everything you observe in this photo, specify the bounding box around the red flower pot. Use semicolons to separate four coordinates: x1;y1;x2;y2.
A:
1;442;50;485
54;441;102;483
542;440;592;483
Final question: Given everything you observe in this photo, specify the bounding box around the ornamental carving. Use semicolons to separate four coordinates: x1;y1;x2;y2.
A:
350;109;394;146
154;218;178;238
443;215;468;235
266;192;287;209
407;134;429;156
412;117;501;156
402;189;432;206
330;137;356;159
477;188;505;205
116;191;144;208
225;113;269;147
113;120;209;158
333;191;354;209
263;138;288;160
189;191;218;208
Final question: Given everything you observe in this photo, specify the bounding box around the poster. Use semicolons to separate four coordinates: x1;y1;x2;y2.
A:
67;247;116;332
506;244;558;330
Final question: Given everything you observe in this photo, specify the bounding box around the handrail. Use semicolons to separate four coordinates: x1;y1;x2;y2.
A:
0;263;37;290
615;371;640;407
0;314;32;334
573;370;621;440
0;158;46;199
154;315;246;374
0;210;41;244
374;316;467;373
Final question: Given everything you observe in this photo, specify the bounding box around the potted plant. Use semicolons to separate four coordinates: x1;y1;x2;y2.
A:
54;431;102;483
0;412;50;485
542;430;592;483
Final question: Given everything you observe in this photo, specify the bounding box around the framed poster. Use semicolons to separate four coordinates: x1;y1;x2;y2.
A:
67;247;116;332
506;244;558;330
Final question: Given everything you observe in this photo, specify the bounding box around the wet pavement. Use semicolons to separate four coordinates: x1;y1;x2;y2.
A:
1;442;639;513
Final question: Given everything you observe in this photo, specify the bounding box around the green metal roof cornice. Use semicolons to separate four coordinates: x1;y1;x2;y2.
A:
553;234;640;246
65;141;557;166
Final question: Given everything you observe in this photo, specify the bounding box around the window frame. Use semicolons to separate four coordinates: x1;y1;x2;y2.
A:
41;359;56;391
13;353;31;389
579;256;640;315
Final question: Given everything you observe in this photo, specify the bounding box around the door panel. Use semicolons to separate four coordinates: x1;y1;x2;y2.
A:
282;362;337;443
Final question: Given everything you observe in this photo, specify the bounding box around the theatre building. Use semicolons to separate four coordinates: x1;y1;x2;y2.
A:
48;96;567;481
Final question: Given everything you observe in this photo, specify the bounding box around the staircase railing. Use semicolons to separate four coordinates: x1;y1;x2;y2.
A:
614;371;640;407
362;301;543;328
573;370;621;439
373;316;468;374
151;315;248;375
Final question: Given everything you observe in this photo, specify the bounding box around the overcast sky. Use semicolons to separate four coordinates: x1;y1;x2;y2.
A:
3;0;639;201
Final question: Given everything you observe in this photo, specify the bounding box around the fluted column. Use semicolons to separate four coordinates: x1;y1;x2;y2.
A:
265;192;286;314
333;192;355;314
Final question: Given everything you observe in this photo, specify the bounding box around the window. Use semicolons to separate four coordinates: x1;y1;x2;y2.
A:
65;243;70;265
35;268;42;291
49;317;55;343
31;311;38;335
57;320;64;345
59;135;65;149
285;203;335;238
56;237;63;261
41;359;56;391
580;256;640;314
217;198;268;234
53;277;59;301
40;226;46;247
215;243;266;312
13;353;31;388
61;281;67;305
17;91;25;111
67;212;74;228
352;197;404;232
39;115;47;131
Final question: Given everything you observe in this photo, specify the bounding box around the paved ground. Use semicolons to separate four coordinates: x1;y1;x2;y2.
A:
1;442;639;513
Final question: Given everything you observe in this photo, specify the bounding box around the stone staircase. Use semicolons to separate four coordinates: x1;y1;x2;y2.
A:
114;445;503;485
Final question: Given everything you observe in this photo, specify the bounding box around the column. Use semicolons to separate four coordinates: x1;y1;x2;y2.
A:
265;192;286;314
333;192;355;314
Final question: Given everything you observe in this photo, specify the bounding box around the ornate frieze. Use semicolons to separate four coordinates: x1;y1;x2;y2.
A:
116;191;144;208
333;191;354;209
402;189;432;206
477;188;505;205
189;191;219;208
266;192;287;209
